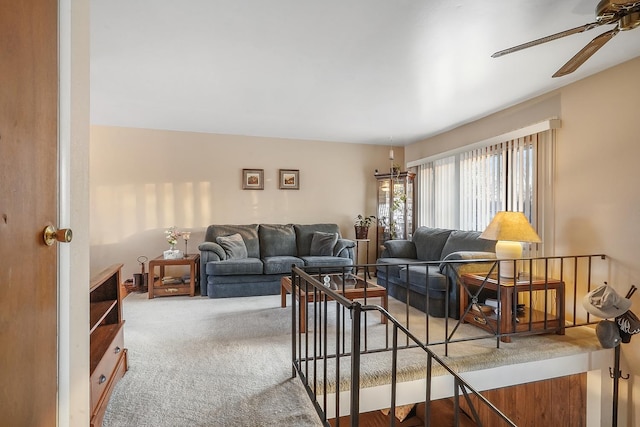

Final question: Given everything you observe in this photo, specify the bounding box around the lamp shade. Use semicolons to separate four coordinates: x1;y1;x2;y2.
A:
479;211;541;243
480;211;541;278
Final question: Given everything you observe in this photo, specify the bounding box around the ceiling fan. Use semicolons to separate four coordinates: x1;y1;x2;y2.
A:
492;0;640;77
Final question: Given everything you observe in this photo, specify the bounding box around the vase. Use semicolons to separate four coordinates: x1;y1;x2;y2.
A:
164;243;182;259
354;226;369;239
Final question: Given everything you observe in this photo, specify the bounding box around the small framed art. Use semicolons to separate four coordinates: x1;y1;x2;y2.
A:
242;169;264;190
279;169;299;190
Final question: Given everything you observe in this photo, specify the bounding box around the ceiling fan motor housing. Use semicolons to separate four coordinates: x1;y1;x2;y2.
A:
620;12;640;29
597;0;640;20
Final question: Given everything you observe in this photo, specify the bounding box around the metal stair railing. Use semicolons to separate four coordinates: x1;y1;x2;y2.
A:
290;267;516;426
289;253;608;426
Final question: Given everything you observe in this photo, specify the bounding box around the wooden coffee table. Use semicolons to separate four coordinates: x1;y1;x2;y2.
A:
281;273;387;333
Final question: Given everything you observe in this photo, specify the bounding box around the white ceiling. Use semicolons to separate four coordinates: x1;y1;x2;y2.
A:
90;0;640;146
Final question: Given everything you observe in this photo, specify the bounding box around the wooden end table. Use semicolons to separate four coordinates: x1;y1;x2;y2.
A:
459;273;565;343
281;274;387;333
148;253;200;298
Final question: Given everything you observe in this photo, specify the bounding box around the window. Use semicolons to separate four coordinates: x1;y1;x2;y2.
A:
412;124;557;256
459;135;536;230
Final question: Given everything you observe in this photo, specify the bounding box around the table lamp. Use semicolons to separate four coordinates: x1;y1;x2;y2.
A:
480;211;542;278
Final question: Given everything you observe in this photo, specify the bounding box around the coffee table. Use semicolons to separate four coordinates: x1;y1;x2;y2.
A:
281;273;388;333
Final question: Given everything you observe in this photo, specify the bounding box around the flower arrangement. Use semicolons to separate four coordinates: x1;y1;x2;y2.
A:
165;226;181;247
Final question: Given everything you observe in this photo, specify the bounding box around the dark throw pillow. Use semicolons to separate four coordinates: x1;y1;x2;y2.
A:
216;233;248;260
309;232;338;256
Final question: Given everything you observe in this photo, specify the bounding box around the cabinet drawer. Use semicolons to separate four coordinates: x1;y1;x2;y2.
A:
153;283;190;296
90;325;125;410
90;349;127;427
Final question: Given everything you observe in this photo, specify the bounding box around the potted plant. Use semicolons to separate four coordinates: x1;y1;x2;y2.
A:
354;214;376;239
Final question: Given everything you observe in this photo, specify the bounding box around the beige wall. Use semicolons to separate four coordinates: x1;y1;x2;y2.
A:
407;56;640;425
90;128;400;279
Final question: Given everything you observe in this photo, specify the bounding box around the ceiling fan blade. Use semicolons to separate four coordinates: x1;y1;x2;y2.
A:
552;27;619;77
491;21;603;58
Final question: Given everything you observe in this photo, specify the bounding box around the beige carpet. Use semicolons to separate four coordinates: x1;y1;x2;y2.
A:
102;292;600;426
102;292;324;427
298;296;601;394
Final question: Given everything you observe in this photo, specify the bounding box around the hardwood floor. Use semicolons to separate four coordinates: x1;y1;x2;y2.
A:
329;399;477;427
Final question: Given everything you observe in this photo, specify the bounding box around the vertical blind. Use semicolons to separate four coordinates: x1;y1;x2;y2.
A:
418;156;458;229
460;134;537;231
417;132;543;234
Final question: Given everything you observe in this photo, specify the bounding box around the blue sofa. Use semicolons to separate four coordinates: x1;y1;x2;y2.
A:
376;226;497;318
199;223;355;298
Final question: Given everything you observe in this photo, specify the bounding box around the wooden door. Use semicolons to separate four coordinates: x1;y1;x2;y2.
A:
0;0;59;425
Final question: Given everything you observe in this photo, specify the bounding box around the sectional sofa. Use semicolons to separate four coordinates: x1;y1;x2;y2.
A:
198;223;355;298
376;226;497;318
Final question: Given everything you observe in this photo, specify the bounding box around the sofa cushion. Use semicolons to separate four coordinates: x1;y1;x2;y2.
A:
310;231;339;256
400;265;448;292
294;224;341;256
376;257;419;279
263;256;304;275
440;230;496;260
206;274;281;298
216;233;248;260
205;258;264;276
412;227;453;261
259;224;297;257
299;256;353;270
383;240;417;259
205;224;260;258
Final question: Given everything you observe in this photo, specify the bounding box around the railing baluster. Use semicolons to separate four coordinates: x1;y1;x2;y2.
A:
454;378;460;427
291;269;297;378
322;296;328;424
335;300;341;427
390;325;398;427
351;302;361;427
425;353;432;426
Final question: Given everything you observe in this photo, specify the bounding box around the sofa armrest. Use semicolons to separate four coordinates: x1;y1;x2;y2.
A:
198;242;226;261
438;251;497;319
383;240;417;259
198;242;227;297
334;238;355;259
438;251;497;274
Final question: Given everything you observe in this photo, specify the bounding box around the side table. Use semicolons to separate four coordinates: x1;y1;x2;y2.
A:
459;273;565;343
148;253;200;298
354;238;372;279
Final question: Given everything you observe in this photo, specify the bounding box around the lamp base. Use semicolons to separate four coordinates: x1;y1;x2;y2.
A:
495;240;523;278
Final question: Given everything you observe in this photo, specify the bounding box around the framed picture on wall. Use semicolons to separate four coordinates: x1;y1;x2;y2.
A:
242;169;264;190
279;169;299;190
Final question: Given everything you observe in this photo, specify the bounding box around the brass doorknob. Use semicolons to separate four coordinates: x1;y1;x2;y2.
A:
43;225;73;246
